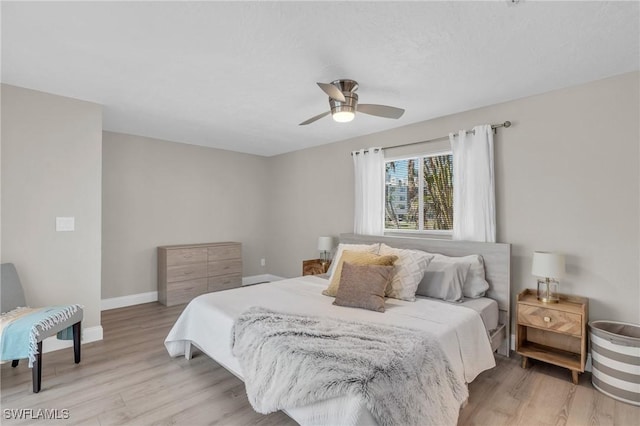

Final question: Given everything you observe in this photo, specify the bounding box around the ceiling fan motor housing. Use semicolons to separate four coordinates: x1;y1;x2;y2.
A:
330;92;358;116
332;79;359;93
329;79;359;115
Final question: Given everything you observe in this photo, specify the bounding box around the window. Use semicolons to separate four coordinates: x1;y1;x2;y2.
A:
384;153;453;232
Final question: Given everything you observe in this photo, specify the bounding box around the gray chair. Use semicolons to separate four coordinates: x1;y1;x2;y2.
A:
1;263;83;392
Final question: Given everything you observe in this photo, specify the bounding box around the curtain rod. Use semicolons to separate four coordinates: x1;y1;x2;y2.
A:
351;121;511;155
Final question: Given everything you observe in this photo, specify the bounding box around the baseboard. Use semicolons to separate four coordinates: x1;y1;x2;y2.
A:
242;274;285;285
101;275;287;311
509;333;592;372
42;325;103;353
101;291;158;311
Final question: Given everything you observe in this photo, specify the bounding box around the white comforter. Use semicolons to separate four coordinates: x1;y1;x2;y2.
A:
165;275;495;425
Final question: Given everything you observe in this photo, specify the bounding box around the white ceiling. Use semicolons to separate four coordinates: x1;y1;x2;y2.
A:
2;1;638;157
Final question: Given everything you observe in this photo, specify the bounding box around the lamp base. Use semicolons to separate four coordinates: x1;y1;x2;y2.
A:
537;278;559;303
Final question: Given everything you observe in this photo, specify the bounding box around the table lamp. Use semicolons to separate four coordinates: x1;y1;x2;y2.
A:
532;251;565;303
317;237;334;264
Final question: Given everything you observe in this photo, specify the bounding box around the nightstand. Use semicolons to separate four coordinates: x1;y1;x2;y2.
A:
516;289;588;384
302;259;331;276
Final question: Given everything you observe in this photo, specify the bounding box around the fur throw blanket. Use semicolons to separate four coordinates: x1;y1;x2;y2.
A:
231;307;468;426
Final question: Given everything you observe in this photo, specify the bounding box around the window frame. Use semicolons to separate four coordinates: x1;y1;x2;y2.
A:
383;149;453;237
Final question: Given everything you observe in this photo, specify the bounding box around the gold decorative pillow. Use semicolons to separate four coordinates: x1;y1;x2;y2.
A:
322;250;397;297
326;243;380;278
333;262;394;312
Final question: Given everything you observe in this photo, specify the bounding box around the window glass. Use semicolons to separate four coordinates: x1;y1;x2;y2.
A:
385;153;453;232
385;158;419;230
423;154;453;230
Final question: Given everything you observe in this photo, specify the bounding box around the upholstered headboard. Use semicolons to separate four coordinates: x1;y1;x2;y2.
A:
340;233;511;356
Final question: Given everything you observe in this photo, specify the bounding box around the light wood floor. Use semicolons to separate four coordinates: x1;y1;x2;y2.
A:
2;302;638;425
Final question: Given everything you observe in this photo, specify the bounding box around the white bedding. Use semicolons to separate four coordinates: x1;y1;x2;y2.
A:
165;275;496;425
449;296;499;333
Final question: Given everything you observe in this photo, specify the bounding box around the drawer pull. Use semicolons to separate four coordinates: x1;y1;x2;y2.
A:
544;316;552;323
183;271;193;275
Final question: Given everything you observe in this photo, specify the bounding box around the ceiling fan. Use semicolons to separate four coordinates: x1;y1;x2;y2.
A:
299;79;405;125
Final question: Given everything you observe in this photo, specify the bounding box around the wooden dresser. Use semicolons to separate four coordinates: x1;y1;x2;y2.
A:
158;242;242;306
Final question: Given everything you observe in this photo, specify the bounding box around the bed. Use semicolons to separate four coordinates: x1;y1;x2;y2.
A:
165;234;511;425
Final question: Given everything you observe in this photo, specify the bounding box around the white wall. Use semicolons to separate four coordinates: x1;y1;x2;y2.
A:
1;84;102;328
266;72;640;325
101;132;269;299
3;72;638;328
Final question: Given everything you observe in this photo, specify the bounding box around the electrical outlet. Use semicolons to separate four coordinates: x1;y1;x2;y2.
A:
260;258;266;267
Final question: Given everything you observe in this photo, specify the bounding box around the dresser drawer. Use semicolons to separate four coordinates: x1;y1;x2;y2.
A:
166;278;207;306
166;263;207;283
166;248;207;266
208;274;242;292
208;259;242;277
208;244;241;262
518;304;582;336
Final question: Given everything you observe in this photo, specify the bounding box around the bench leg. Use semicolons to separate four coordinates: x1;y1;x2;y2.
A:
32;342;42;393
73;321;81;364
11;360;19;368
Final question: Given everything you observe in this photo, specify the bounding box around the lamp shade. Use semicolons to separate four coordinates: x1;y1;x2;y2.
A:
531;251;565;279
317;236;334;252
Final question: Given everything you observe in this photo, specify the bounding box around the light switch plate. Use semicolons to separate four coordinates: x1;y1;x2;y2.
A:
56;217;75;232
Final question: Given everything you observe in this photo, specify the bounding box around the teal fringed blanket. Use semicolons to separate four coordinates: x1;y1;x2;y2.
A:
0;305;81;367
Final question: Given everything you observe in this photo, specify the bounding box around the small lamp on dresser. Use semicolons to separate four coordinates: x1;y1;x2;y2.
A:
317;236;334;266
532;251;565;303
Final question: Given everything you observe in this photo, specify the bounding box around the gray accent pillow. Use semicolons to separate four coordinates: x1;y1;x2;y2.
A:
417;253;490;299
333;262;394;313
415;262;471;302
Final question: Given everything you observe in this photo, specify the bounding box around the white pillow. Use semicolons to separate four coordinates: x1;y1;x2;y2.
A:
416;262;470;302
327;243;380;279
416;253;489;300
461;255;490;298
378;244;433;301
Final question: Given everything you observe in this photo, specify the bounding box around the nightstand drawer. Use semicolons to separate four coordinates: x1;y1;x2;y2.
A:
518;305;582;336
302;259;331;276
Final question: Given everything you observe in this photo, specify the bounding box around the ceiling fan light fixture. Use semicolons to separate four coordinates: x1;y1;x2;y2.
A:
332;110;355;123
330;92;357;123
299;79;404;126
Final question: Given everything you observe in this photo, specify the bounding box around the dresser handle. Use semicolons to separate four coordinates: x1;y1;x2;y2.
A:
184;271;193;275
544;316;551;323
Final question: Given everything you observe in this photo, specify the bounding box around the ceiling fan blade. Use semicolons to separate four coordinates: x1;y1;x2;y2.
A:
357;104;405;119
317;82;346;102
299;111;331;126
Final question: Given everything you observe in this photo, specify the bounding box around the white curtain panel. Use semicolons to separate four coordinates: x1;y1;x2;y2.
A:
352;148;384;236
450;125;496;242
